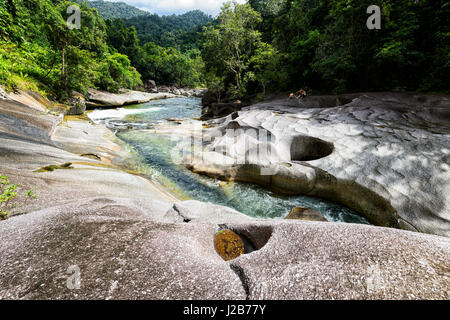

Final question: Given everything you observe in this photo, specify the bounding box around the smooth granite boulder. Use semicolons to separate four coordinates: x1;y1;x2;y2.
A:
0;197;448;299
0;91;448;300
86;89;178;108
187;92;450;237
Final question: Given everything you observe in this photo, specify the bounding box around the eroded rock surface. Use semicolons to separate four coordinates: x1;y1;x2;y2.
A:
285;207;328;222
0;197;448;299
0;91;449;300
187;92;450;237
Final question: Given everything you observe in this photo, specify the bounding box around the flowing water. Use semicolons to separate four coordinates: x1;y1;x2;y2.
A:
89;97;370;224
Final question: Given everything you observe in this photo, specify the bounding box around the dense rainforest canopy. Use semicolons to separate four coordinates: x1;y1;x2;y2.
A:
84;0;150;20
203;0;450;100
0;0;142;100
0;0;448;104
124;10;213;52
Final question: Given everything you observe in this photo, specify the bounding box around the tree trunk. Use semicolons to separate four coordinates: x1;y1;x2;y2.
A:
61;47;65;79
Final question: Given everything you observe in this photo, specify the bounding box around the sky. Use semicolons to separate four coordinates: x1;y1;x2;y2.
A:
102;0;247;16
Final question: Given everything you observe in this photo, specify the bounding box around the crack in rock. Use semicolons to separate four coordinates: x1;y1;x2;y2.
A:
230;264;251;300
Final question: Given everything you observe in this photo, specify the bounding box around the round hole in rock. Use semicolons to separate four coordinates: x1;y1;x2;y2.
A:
290;135;334;161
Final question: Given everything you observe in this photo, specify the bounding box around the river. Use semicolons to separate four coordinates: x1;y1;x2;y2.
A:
88;97;370;224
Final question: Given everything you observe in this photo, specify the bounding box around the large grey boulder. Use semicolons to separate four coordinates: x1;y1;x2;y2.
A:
86;89;177;108
66;92;86;115
0;198;448;299
0;95;449;300
186;92;450;237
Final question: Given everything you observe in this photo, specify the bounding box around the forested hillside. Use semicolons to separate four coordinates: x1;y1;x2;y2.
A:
85;0;150;20
105;18;204;87
0;0;448;105
202;0;450;100
0;0;142;100
124;10;213;52
0;0;205;102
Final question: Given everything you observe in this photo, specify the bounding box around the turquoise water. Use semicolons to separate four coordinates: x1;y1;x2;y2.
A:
89;97;370;224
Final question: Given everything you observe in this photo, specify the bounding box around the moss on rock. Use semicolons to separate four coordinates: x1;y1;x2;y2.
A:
214;229;245;261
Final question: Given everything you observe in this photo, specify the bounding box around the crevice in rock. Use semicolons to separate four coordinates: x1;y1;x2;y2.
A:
172;205;192;223
166;203;192;223
230;264;250;300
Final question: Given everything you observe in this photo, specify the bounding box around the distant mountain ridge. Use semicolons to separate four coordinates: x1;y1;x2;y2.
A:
125;10;213;50
84;1;213;51
85;0;150;20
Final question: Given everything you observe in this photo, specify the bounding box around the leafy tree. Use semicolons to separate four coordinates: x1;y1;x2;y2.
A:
96;53;142;92
202;1;264;97
247;43;283;96
105;19;141;66
125;10;212;52
138;42;202;87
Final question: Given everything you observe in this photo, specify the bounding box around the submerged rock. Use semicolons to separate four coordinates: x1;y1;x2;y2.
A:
285;207;328;222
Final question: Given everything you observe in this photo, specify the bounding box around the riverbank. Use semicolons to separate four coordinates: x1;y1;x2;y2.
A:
0;89;449;299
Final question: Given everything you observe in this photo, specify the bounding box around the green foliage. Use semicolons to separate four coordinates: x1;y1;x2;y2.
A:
0;174;39;220
25;189;39;199
2;0;447;101
0;0;146;100
85;0;150;20
207;0;450;96
96;53;142;92
125;10;213;52
202;1;282;99
138;43;203;87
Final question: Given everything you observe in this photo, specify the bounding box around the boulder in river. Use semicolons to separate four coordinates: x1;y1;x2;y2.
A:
285;207;328;222
86;88;177;108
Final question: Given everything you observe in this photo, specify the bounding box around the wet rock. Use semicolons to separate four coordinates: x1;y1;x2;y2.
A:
66;92;86;115
34;162;73;172
285;207;328;222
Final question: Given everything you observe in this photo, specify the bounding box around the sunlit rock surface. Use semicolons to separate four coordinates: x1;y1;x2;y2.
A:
0;92;449;300
87;89;179;108
188;92;450;237
0;197;448;299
